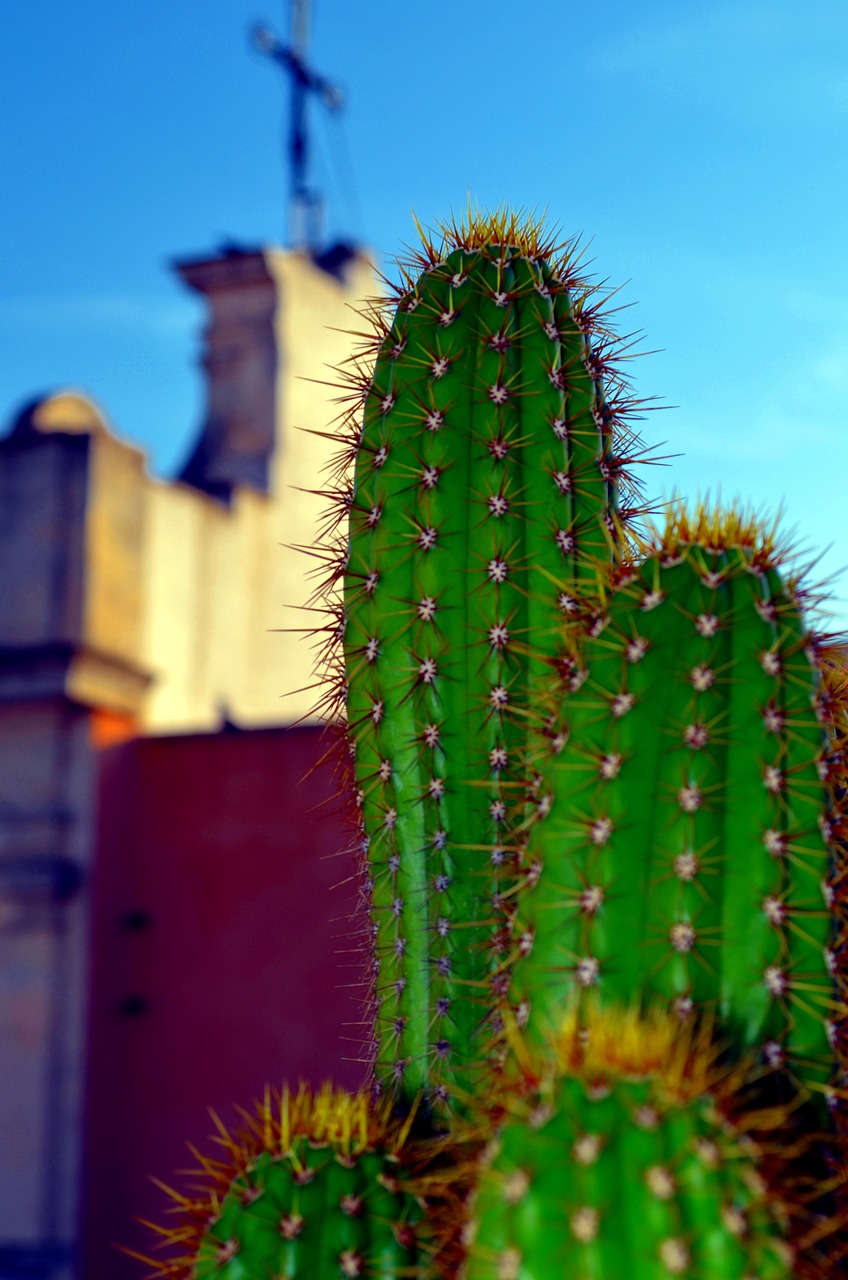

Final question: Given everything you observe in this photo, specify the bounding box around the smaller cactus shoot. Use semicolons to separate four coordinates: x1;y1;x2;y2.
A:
510;508;848;1099
131;1085;448;1280
462;1007;833;1280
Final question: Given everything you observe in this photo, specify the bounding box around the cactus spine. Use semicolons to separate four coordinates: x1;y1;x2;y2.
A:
334;210;652;1114
509;509;848;1100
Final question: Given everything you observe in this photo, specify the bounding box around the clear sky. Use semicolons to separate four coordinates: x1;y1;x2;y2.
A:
3;1;848;616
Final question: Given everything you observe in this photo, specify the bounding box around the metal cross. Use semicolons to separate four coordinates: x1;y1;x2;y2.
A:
251;0;344;251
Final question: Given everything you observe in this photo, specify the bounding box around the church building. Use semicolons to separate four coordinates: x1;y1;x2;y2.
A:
0;26;380;1270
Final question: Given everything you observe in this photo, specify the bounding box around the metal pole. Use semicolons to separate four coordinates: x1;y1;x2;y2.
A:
251;1;343;252
289;0;310;248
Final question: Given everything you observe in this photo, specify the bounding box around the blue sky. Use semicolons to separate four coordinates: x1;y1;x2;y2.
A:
3;1;848;614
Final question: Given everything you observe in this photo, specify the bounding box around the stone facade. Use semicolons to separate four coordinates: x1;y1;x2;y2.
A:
0;244;375;1278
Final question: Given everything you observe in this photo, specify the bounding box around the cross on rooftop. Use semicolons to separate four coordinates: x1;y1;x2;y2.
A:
251;0;344;252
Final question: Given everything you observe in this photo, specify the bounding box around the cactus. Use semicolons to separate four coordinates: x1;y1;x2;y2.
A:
321;208;657;1115
461;1006;833;1280
141;208;848;1280
508;507;848;1101
131;1084;461;1279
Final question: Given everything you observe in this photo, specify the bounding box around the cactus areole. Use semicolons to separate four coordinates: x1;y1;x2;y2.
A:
336;210;653;1115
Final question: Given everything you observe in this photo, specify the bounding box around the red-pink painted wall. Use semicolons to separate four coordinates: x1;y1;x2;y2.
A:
82;726;369;1277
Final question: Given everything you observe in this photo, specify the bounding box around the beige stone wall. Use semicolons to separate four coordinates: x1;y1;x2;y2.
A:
0;246;379;1277
1;250;378;733
83;430;147;672
0;431;88;651
139;479;263;731
138;249;376;733
268;250;375;720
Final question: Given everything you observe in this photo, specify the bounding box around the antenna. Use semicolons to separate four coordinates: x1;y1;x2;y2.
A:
251;1;344;252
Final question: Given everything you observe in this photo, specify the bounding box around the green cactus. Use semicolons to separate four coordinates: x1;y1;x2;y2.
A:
328;208;656;1116
131;1084;458;1280
461;1006;829;1280
140;209;848;1280
509;507;848;1099
193;1150;416;1280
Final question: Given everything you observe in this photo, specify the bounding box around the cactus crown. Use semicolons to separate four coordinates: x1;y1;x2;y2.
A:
501;1003;787;1125
127;1085;435;1279
310;203;660;724
399;205;595;288
551;1003;730;1092
465;1006;846;1280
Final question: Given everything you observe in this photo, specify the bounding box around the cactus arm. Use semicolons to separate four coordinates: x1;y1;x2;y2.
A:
510;514;844;1097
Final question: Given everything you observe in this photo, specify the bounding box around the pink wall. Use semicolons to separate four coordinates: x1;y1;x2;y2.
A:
83;726;369;1277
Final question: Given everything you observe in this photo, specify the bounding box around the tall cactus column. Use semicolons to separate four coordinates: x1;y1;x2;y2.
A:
332;210;654;1116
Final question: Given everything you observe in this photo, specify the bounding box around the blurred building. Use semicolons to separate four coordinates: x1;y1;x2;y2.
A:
0;242;376;1279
